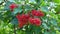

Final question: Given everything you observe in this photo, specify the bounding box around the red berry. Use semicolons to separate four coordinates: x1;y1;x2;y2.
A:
9;3;17;11
16;14;30;28
22;14;30;19
38;10;44;16
20;14;30;24
29;18;35;24
32;10;44;16
29;18;41;26
34;18;41;26
19;22;25;28
32;10;37;16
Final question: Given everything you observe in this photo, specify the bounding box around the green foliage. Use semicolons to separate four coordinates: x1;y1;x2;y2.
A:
0;0;60;34
10;17;18;25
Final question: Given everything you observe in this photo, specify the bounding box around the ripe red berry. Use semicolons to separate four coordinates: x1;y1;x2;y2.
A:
34;18;41;26
38;10;44;16
19;22;23;28
16;14;30;28
32;10;44;17
22;14;30;19
29;18;35;24
29;18;41;26
9;3;17;11
32;10;37;16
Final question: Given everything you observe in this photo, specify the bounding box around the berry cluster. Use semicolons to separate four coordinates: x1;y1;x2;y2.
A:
29;18;41;26
16;10;44;28
16;14;30;28
32;10;44;16
9;3;17;11
9;4;45;28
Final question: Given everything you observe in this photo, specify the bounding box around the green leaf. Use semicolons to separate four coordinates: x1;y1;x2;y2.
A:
12;8;19;15
42;23;48;29
51;20;57;26
0;14;4;20
53;0;60;3
35;0;40;3
4;1;13;10
40;6;49;12
12;7;23;16
10;17;18;25
9;0;14;2
24;5;32;13
24;5;32;10
25;25;33;34
44;31;50;34
34;27;41;34
49;18;57;26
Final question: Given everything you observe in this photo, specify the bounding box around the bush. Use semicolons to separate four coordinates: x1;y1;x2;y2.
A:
0;0;60;34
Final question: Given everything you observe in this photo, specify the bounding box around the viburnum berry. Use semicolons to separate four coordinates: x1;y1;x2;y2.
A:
19;22;24;28
9;3;17;11
29;18;41;26
29;18;35;24
21;14;30;19
32;10;44;17
38;10;45;16
16;14;30;28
